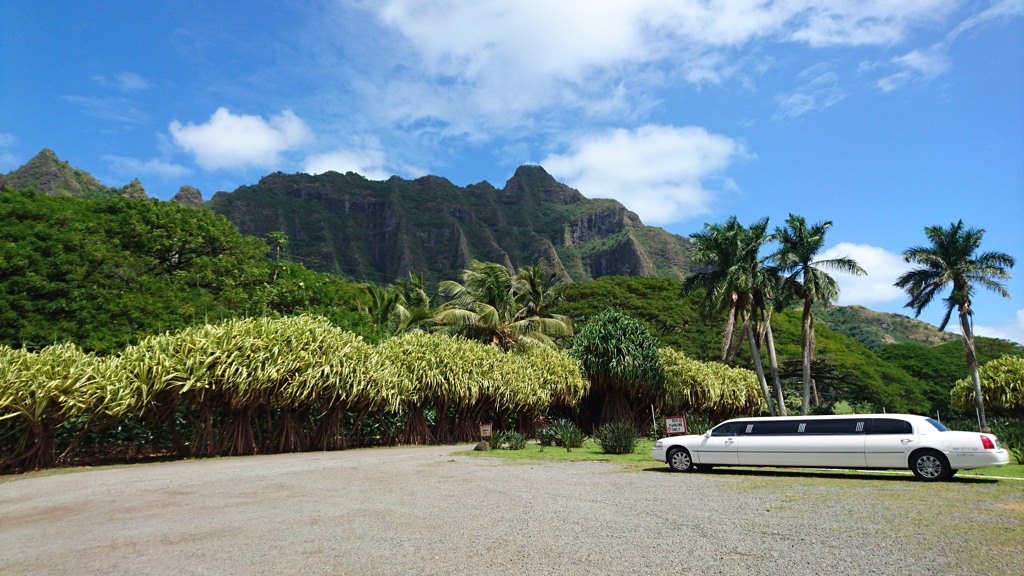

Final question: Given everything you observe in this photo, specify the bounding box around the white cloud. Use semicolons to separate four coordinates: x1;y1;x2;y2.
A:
819;243;912;306
304;149;391;181
357;1;955;136
169;108;313;170
63;95;149;125
104;155;192;180
975;309;1024;345
541;125;748;225
117;72;153;91
774;65;846;119
875;0;1024;92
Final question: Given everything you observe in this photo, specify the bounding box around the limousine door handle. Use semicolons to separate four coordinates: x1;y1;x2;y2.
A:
900;439;913;444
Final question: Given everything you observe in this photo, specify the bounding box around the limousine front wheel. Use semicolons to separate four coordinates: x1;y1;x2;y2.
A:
911;449;951;482
667;447;694;472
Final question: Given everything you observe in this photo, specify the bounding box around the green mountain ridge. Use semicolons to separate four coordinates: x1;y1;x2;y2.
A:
205;165;693;284
0;148;147;199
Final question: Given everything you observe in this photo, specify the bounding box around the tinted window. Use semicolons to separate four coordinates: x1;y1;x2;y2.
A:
802;419;866;434
711;422;743;437
870;418;913;435
924;418;948;432
745;421;801;435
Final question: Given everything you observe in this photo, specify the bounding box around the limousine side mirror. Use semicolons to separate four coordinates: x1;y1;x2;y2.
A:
703;431;711;438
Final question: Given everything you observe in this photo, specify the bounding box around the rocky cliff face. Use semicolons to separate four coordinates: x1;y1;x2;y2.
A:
0;149;148;199
207;165;692;283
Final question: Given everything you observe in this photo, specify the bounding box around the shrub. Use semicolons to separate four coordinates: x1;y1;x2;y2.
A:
546;418;586;452
989;418;1024;465
537;425;559;447
502;431;528;450
595;421;639;455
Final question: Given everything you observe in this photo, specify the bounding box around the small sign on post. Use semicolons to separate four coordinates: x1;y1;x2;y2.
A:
664;415;688;436
479;423;493;439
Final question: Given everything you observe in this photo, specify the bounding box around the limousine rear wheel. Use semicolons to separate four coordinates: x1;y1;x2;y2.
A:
911;449;951;482
667;447;694;472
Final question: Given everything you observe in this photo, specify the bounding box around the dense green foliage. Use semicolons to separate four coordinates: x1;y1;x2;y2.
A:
0;189;371;353
951;356;1024;417
554;276;721;358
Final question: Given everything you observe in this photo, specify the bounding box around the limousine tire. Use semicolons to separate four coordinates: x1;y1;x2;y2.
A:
910;449;951;482
667;447;694;472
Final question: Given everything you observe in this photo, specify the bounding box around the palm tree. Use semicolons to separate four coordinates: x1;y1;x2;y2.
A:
435;261;573;351
266;231;289;284
682;217;780;415
895;220;1014;432
773;214;865;415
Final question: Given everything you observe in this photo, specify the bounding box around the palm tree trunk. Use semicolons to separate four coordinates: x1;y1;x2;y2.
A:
959;310;989;432
762;309;786;416
743;310;775;416
801;297;814;415
722;304;737;362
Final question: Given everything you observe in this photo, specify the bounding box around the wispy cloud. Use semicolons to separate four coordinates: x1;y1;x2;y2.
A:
0;132;17;171
774;64;846;119
116;72;153;92
874;0;1024;92
169;107;313;170
542;125;748;225
349;1;955;138
819;243;912;306
975;308;1024;345
63;95;149;125
104;155;192;180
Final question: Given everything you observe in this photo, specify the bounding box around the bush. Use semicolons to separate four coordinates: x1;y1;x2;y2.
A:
502;431;528;450
595;421;639;455
545;418;586;452
989;418;1024;465
488;430;529;450
537;426;559;447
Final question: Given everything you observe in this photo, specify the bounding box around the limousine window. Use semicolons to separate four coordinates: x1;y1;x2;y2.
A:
744;421;801;435
710;422;743;437
925;418;949;432
802;419;865;435
869;418;913;435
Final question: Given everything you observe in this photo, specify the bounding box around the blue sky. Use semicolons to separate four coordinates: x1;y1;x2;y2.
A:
3;1;1023;344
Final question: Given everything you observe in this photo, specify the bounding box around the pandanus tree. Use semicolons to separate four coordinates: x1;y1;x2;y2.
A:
435;260;573;350
895;220;1015;432
682;217;781;416
773;214;865;415
659;348;766;421
0;344;107;472
570;309;665;427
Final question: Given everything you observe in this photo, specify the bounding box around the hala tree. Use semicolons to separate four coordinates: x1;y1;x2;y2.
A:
570;309;665;428
895;220;1015;432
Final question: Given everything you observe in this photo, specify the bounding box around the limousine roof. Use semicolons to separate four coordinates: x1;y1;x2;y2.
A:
720;414;930;423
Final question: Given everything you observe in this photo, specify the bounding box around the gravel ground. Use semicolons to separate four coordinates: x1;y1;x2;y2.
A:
0;446;1014;575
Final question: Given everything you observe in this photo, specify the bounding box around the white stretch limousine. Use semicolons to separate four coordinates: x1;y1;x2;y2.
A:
651;414;1009;481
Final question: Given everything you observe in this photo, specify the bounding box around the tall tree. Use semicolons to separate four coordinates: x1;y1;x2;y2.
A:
895;220;1015;432
773;214;865;415
682;217;780;415
435;261;573;351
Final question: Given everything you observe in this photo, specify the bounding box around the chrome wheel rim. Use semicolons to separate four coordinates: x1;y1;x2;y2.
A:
916;455;942;479
670;450;690;471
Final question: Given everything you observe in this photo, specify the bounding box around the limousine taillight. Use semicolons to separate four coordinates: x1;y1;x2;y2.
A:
981;435;996;450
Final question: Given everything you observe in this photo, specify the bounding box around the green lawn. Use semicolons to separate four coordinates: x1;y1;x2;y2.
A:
461;438;1024;479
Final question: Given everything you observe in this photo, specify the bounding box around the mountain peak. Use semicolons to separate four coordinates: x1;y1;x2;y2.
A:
1;148;146;199
501;164;585;205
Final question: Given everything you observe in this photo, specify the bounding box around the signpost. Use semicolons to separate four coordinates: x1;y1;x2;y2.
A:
664;415;688;436
479;423;493;439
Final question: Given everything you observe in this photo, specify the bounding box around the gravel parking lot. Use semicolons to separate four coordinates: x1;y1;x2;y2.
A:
1;445;1020;575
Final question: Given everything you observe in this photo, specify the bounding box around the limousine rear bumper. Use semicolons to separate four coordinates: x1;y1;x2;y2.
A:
946;448;1010;470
